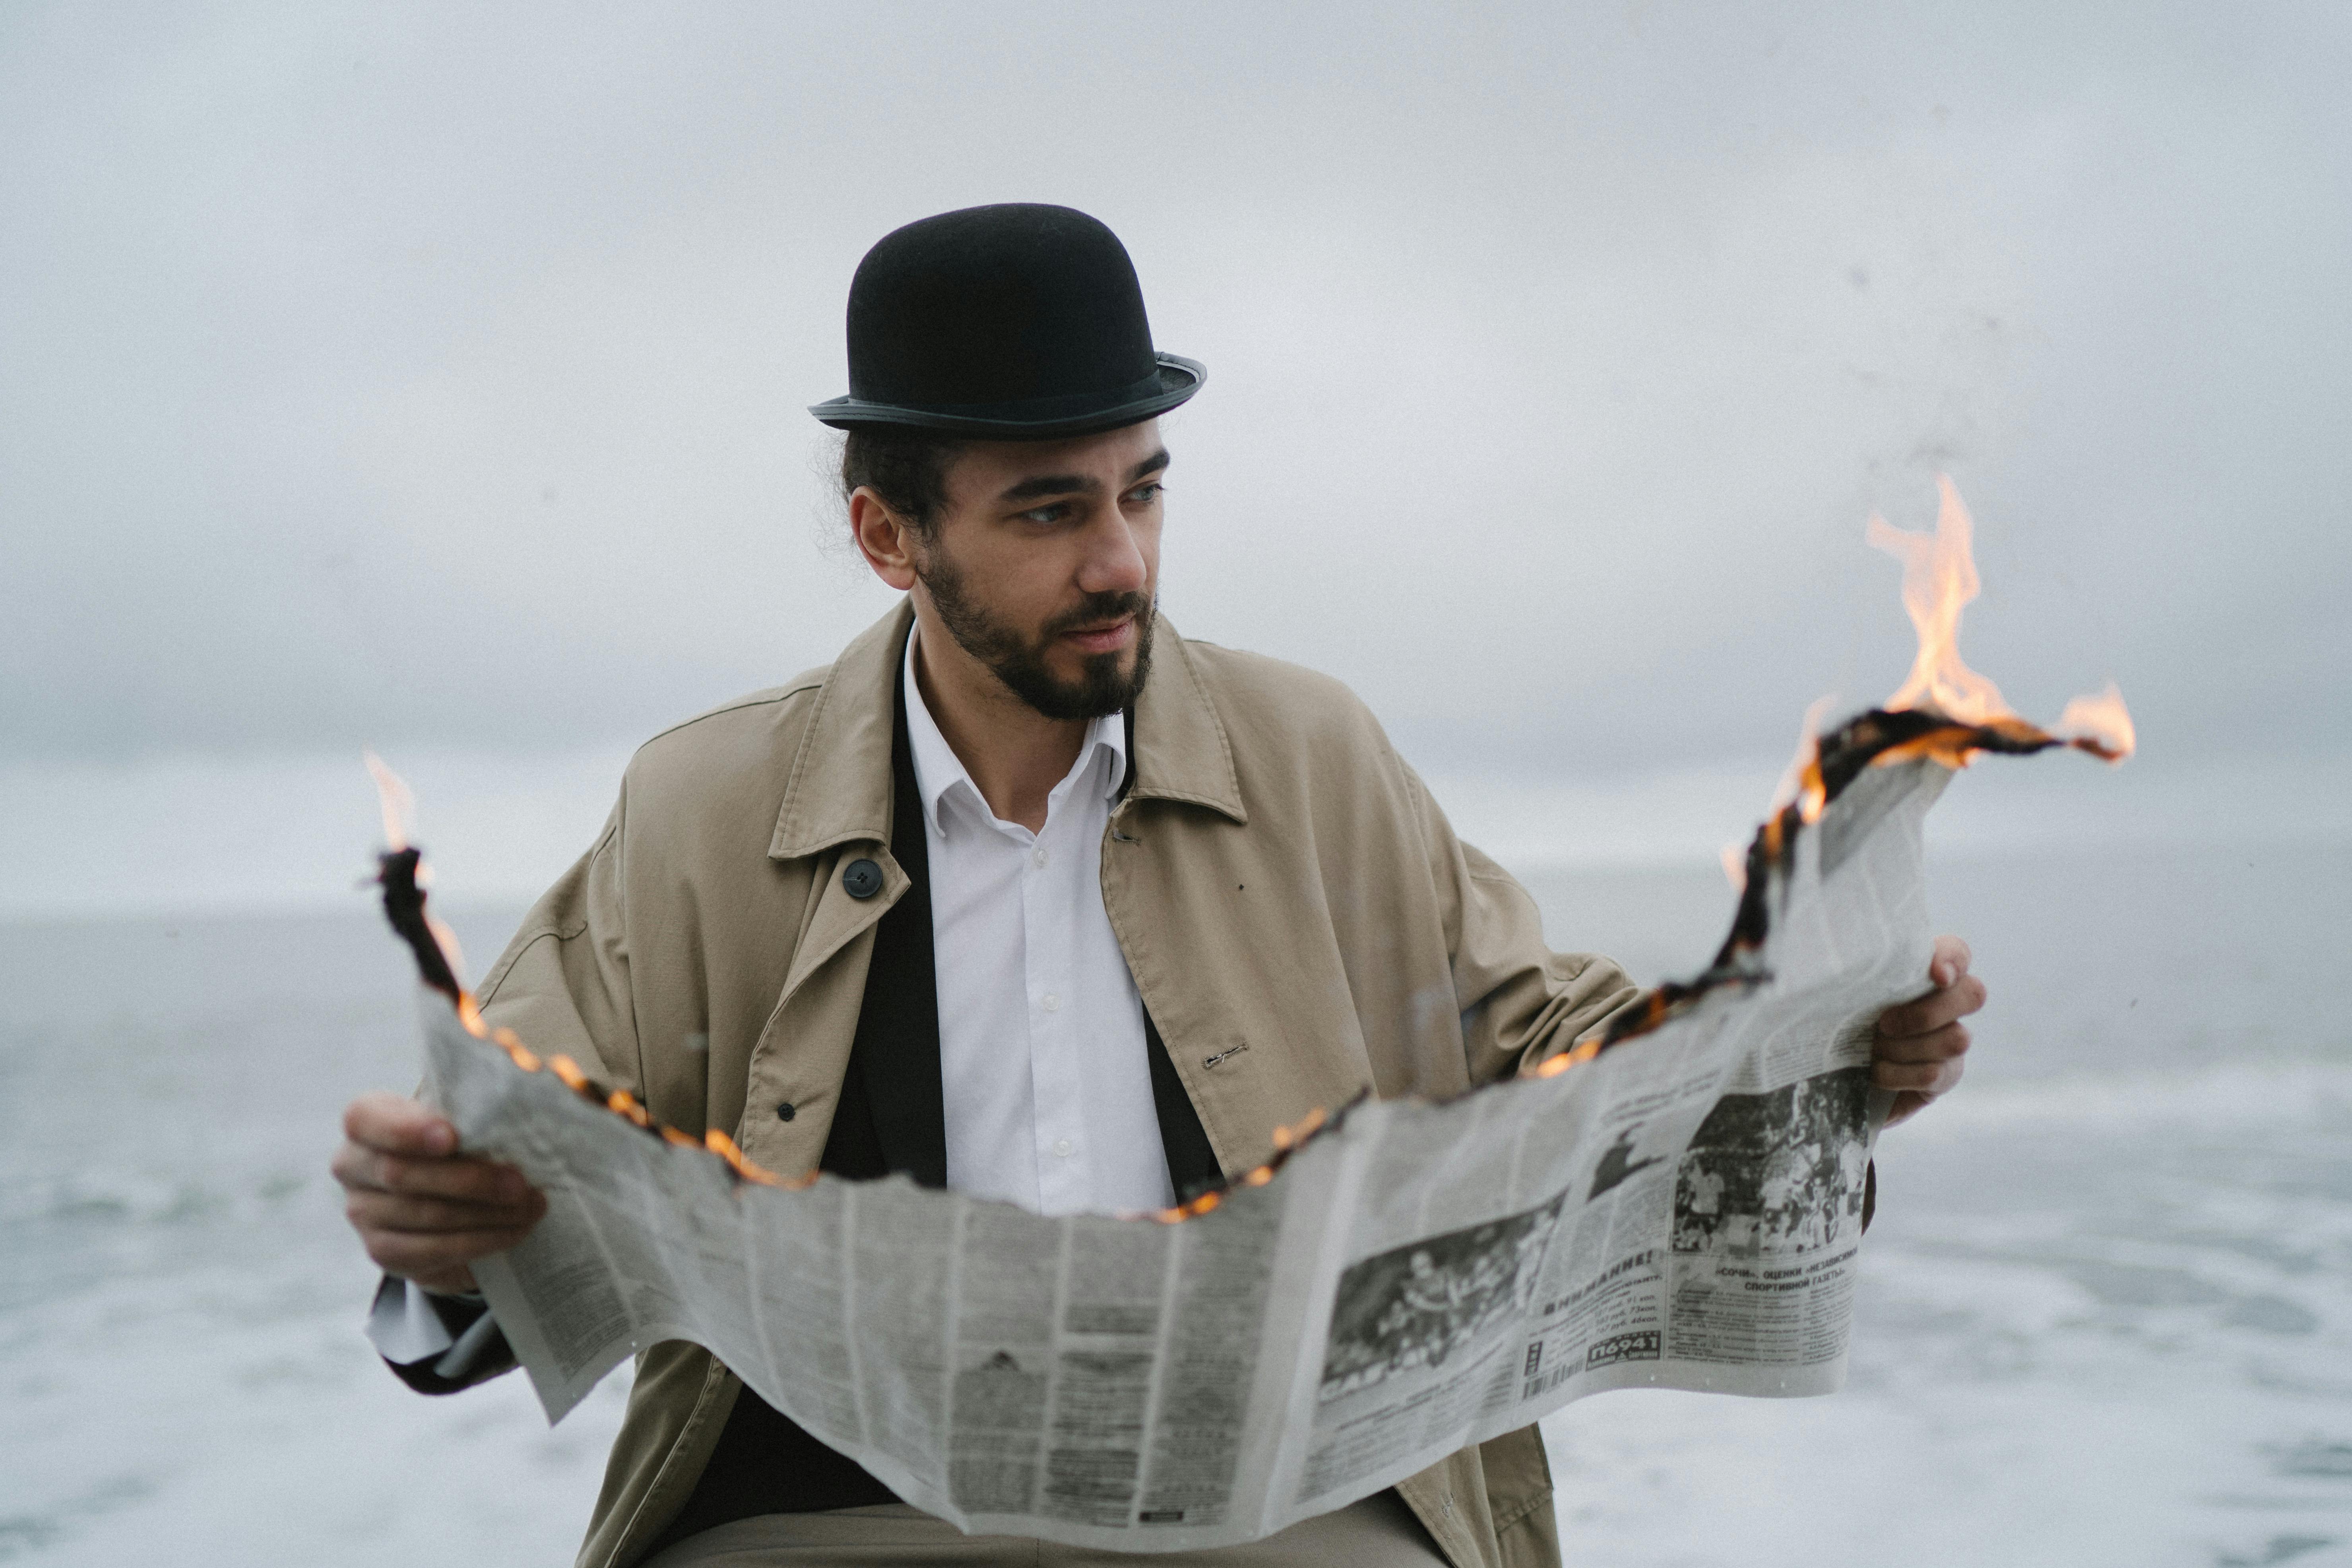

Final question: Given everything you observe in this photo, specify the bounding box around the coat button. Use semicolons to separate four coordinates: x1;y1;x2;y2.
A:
842;858;883;899
775;1101;796;1122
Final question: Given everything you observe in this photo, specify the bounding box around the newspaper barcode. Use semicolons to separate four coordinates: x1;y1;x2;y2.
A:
1522;1363;1576;1401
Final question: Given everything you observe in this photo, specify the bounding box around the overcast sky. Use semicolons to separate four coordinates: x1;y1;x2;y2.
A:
4;2;2346;797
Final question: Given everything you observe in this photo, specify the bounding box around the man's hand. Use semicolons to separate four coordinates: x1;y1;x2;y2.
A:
1872;934;1986;1128
333;1091;547;1296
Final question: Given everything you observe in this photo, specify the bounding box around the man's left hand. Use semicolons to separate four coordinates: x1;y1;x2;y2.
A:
1873;934;1985;1128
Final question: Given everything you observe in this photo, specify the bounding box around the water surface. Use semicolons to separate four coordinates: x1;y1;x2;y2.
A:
2;842;2344;1566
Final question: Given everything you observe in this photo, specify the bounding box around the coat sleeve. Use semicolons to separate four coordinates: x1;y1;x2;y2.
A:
1396;759;1645;1087
366;1276;519;1393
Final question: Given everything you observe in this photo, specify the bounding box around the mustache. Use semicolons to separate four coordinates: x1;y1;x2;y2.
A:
1041;591;1154;642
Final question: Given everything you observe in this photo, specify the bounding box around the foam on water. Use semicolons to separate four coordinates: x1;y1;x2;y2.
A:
1542;1087;2352;1568
1904;1058;2352;1138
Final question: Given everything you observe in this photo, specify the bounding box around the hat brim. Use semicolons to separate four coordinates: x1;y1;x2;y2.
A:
810;354;1204;439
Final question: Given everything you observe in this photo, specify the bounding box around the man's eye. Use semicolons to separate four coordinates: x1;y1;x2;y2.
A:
1019;504;1070;525
1125;483;1165;505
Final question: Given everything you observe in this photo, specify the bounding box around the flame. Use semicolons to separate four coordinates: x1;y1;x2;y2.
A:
427;916;469;990
367;749;469;991
1558;481;2141;1062
1868;477;2135;768
704;1129;781;1186
1867;476;2011;726
1146;1107;1327;1222
1530;1033;1606;1080
376;758;792;1190
365;749;414;853
2053;680;2137;763
490;1025;539;1072
1767;694;1837;824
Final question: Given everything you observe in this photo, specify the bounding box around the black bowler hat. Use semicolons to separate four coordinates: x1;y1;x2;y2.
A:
809;204;1204;439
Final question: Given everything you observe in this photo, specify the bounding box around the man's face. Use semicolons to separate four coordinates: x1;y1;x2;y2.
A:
908;420;1167;721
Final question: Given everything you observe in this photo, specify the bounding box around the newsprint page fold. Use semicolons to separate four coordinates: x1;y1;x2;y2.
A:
419;758;1955;1552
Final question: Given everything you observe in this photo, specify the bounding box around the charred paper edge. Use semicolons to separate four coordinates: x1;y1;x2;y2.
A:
377;704;2115;1223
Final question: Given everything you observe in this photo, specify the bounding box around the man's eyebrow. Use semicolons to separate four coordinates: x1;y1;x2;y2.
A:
994;449;1171;505
997;472;1100;504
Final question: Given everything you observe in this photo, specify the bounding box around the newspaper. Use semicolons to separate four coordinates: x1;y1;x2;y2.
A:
420;756;1951;1551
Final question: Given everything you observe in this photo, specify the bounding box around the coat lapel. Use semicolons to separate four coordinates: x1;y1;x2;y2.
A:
1124;616;1247;824
765;605;912;1012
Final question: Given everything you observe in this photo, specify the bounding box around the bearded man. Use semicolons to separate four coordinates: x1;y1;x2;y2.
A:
333;204;1986;1568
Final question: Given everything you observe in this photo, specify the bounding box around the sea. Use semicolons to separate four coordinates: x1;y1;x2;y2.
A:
2;755;2346;1567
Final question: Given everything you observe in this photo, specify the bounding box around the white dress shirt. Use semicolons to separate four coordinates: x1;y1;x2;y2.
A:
370;623;1172;1363
903;625;1173;1217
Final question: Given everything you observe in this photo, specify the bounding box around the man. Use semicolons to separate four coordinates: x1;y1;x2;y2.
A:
334;204;1984;1568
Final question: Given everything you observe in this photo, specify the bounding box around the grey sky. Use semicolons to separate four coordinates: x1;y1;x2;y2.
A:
3;1;2345;777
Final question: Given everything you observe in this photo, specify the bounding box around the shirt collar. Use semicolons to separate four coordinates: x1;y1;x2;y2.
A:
902;622;1129;839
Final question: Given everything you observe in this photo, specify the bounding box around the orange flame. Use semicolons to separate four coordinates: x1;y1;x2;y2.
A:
365;749;415;854
1767;694;1837;825
365;750;470;993
1146;1107;1327;1222
1866;476;2011;726
2053;680;2136;763
704;1129;781;1186
1868;477;2135;767
490;1025;539;1072
427;916;469;990
378;758;789;1189
1530;1033;1606;1079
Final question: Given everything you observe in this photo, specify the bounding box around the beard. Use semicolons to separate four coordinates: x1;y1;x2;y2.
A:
916;550;1156;722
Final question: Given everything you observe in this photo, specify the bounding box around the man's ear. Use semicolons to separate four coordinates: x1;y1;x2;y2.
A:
848;488;920;591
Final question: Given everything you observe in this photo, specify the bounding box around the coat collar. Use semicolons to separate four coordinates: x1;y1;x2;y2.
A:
768;601;1245;861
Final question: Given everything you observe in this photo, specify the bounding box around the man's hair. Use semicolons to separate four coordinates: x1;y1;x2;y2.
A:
840;426;964;538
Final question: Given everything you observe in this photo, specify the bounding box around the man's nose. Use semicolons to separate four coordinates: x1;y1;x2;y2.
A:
1075;512;1149;597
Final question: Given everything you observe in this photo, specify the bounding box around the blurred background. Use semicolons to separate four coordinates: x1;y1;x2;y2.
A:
3;4;2346;1565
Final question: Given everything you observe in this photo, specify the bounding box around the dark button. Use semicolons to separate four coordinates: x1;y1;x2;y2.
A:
842;858;883;899
775;1101;796;1122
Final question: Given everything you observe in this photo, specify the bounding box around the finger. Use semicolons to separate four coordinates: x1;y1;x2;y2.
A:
1873;1020;1972;1066
1873;1053;1966;1097
347;1186;546;1237
1878;975;1987;1038
334;1145;536;1206
344;1092;458;1158
1929;933;1974;988
366;1226;536;1279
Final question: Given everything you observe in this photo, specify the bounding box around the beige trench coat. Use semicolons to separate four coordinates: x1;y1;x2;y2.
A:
473;602;1640;1568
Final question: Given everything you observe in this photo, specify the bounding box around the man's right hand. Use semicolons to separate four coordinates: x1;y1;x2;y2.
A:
333;1091;547;1296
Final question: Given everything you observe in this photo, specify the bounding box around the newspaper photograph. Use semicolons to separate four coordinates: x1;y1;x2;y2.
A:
399;723;2092;1551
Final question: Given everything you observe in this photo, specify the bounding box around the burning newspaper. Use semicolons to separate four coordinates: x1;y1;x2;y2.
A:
382;479;2131;1550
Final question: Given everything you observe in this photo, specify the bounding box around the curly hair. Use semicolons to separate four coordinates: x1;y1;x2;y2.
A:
839;427;966;538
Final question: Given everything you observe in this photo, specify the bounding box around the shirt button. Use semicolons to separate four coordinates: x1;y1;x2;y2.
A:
1041;992;1060;1012
1053;1139;1073;1158
1032;846;1050;869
